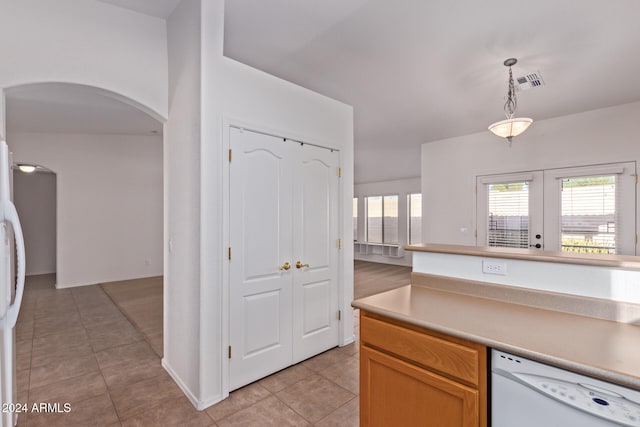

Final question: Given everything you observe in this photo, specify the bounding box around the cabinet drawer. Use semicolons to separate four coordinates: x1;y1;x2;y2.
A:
361;314;481;386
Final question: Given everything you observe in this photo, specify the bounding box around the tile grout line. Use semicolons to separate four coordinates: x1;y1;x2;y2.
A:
70;284;124;425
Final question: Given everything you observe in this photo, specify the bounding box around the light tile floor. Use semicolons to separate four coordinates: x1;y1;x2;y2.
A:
15;262;408;426
14;274;368;426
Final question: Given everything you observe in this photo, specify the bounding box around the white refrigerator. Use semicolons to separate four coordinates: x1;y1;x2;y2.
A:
0;140;25;427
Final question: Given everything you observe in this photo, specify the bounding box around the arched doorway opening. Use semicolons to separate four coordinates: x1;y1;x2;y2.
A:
5;82;163;287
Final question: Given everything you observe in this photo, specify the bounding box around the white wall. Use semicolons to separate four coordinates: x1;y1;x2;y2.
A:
421;101;640;245
0;0;168;122
9;132;163;288
165;0;354;409
13;171;56;276
165;0;202;406
354;178;420;266
413;251;640;306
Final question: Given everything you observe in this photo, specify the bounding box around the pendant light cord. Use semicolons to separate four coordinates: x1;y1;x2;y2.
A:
504;66;517;119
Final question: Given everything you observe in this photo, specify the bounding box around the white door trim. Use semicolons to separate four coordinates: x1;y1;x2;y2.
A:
220;117;343;398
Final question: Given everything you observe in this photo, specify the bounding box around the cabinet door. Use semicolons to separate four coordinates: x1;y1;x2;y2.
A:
361;346;479;427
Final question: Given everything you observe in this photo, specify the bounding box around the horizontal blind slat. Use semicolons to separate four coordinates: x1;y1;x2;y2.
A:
487;182;529;249
561;175;617;254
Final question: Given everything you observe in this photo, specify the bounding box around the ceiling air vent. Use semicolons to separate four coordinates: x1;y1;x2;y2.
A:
515;71;545;91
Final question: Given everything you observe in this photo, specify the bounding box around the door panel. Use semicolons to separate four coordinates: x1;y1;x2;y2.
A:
476;172;543;250
243;290;282;356
229;128;293;390
229;129;341;390
302;280;331;335
302;159;331;268
292;145;339;362
243;149;287;279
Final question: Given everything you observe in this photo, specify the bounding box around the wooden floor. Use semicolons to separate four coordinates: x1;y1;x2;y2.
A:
353;260;411;299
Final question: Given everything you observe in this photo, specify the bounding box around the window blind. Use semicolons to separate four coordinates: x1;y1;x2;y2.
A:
365;195;399;244
366;196;383;243
487;182;529;248
353;197;358;241
383;195;399;244
408;193;422;244
560;175;617;254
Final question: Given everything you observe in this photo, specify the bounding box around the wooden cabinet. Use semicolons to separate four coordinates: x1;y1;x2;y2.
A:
360;311;487;427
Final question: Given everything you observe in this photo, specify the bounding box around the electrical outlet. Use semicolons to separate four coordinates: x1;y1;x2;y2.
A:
482;260;507;275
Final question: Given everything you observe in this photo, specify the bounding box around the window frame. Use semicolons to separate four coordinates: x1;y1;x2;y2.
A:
365;194;399;245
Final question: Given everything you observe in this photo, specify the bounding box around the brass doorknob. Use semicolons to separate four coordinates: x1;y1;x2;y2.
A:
295;261;310;269
279;262;291;271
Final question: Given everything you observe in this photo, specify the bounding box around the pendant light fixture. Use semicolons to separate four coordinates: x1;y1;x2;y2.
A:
488;58;533;146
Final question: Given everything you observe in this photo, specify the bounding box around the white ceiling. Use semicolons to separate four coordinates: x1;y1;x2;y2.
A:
7;0;640;182
96;0;181;19
223;0;640;181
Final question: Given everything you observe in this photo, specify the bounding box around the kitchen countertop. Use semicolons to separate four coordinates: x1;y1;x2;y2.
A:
352;283;640;390
406;243;640;270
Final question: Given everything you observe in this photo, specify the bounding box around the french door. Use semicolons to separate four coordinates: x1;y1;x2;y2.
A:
228;127;340;390
477;172;543;250
477;162;637;255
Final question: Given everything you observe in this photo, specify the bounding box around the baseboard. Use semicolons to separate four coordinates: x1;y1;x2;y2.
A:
341;335;355;347
26;270;55;276
55;274;163;289
161;358;224;411
197;392;225;411
161;358;201;409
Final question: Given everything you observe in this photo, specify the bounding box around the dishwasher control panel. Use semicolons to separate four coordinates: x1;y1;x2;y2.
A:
512;373;640;427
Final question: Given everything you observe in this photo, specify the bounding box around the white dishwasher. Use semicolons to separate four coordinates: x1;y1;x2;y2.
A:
492;350;640;427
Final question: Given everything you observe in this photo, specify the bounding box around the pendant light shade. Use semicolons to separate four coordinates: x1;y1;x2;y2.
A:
488;58;533;145
488;117;533;139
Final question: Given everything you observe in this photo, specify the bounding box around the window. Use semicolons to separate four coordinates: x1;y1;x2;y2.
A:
353;197;358;241
561;175;616;254
477;162;636;255
366;195;399;244
408;193;422;244
487;181;530;249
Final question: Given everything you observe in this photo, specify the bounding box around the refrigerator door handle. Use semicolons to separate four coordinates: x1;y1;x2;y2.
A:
0;199;25;329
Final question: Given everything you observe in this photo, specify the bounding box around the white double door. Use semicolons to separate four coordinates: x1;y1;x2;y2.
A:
229;127;340;390
477;162;637;254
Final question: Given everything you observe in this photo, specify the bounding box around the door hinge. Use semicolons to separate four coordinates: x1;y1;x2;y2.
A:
338;167;342;177
228;346;232;359
338;310;341;321
228;247;232;260
338;239;342;249
635;174;638;185
229;149;232;162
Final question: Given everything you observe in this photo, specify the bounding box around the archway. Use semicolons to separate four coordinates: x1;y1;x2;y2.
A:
4;81;164;314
